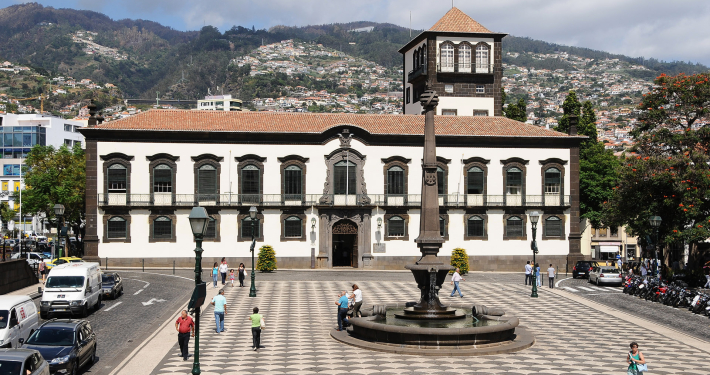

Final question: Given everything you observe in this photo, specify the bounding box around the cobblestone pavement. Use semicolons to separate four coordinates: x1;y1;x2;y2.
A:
147;274;710;374
33;270;193;375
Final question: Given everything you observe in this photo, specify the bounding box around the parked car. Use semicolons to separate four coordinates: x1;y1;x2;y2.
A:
0;348;50;375
101;272;124;300
589;266;623;286
40;263;101;319
44;257;83;271
21;319;96;375
572;261;599;279
0;296;40;349
10;252;49;267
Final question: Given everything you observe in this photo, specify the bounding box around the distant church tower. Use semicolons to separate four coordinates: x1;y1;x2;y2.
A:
399;7;506;116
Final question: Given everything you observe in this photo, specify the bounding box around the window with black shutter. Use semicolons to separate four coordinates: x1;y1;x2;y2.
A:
153;216;172;239
506;216;523;237
204;216;216;239
545;167;561;194
439;216;446;237
467;166;484;194
284;216;302;238
153;164;172;193
284;165;302;200
506;167;522;195
334;160;356;195
388;216;405;237
387;166;404;195
545;216;562;237
107;217;126;239
467;216;484;237
241;217;259;238
241;165;260;202
437;167;445;195
197;164;217;200
107;164;127;193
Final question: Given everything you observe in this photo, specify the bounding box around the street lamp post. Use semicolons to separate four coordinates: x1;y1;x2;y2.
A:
188;207;210;375
54;204;65;259
649;215;662;277
249;206;258;298
529;211;540;298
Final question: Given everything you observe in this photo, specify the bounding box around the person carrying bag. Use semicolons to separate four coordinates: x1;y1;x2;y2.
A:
626;341;647;374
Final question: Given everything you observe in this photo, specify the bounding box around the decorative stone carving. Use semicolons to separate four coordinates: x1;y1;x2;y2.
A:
333;221;358;234
424;171;437;186
338;129;352;148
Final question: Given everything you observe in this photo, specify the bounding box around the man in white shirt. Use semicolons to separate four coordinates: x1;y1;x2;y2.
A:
547;264;556;288
350;284;363;318
450;268;465;298
640;262;648;280
524;261;532;285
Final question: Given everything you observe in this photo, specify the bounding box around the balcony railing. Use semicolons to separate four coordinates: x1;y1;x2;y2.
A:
98;193;570;208
407;64;427;82
436;63;494;74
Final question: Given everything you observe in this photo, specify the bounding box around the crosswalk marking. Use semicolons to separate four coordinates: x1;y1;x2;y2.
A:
563;287;579;292
577;286;595;291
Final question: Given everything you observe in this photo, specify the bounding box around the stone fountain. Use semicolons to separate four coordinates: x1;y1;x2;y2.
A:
331;87;534;355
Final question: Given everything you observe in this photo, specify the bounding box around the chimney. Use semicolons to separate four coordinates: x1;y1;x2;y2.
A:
568;114;578;136
87;100;98;127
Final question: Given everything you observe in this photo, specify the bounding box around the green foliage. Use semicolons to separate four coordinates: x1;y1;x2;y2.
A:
14;144;85;226
504;97;527;122
555;91;582;134
0;202;16;233
256;244;277;272
450;248;469;275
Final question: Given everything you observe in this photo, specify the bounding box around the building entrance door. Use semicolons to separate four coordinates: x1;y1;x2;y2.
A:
332;220;358;267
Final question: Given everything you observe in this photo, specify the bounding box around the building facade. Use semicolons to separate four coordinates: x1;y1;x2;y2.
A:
0;113;85;233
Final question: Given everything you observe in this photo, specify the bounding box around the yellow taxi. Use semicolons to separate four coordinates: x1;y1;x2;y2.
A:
45;257;84;270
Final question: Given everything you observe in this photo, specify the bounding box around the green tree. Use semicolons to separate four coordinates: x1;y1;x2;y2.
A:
504;98;527;122
0;202;16;235
554;91;582;134
257;244;277;272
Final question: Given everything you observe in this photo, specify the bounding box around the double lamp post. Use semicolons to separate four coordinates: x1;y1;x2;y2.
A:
529;211;540;298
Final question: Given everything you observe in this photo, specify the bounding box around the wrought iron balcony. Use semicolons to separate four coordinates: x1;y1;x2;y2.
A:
407;64;427;82
98;193;570;208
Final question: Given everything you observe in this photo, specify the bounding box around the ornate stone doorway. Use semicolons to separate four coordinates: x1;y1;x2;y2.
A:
332;220;358;267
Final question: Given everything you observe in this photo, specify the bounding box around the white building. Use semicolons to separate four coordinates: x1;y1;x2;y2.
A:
194;95;243;111
78;8;585;271
0;113;86;233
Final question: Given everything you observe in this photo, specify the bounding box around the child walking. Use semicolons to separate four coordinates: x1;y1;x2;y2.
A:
229;269;235;287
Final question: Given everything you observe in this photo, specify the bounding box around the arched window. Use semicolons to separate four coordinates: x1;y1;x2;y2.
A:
467;216;484;237
153;164;172;193
440;43;454;72
107;164;127;193
545;216;562;237
506;216;523;237
107;217;126;239
153;216;172;239
241;217;260;238
197;164;217;201
459;44;471;72
506;167;522;195
388;216;405;237
241;164;260;196
284;216;302;238
334;160;356;195
387;165;405;195
284;165;302;200
413;49;419;69
544;167;561;195
476;44;489;73
467;166;484;194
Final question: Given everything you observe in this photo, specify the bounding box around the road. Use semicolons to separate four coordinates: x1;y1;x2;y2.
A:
33;270;194;375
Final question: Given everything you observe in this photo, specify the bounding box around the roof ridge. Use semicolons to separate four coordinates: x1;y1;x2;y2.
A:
429;7;492;33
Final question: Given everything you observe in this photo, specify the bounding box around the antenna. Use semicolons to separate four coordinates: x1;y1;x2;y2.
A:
409;11;412;38
156;91;160;106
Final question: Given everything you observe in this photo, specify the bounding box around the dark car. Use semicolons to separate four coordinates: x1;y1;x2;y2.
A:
101;272;124;299
20;319;96;375
572;261;599;279
0;348;50;375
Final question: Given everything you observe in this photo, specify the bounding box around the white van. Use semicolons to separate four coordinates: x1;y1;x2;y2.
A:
0;295;40;349
40;262;101;319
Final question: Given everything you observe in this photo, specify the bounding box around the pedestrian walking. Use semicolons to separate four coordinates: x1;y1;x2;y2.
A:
212;262;219;288
704;271;710;289
175;310;195;361
524;261;532;285
335;290;349;331
350;284;363;318
248;307;264;351
617;258;622;271
450;268;465;298
626;341;646;374
535;263;542;287
547;264;555;288
229;269;235;287
210;289;227;333
219;257;228;285
640;262;647;280
238;263;246;287
38;260;46;284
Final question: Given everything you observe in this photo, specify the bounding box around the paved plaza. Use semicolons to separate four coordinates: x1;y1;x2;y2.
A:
140;274;710;375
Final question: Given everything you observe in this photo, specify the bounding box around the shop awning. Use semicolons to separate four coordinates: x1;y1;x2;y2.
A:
600;245;619;253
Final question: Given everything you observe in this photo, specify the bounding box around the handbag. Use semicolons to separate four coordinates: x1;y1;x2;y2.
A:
630;352;647;372
260;316;266;329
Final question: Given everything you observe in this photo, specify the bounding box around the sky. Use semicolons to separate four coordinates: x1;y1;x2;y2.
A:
4;0;710;66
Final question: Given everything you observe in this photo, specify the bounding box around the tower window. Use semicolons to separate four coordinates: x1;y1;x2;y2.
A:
440;43;454;72
458;44;471;73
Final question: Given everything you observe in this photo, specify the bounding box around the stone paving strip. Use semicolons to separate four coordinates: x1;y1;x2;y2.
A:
131;280;710;374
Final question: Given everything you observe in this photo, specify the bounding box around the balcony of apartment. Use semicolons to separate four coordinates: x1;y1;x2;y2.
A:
97;193;570;209
407;64;427;84
436;63;494;76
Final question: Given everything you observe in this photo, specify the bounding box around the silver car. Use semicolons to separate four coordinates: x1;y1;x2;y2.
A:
0;348;50;375
589;266;623;286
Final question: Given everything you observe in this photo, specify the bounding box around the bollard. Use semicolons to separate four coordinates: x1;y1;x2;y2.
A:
38;286;42;294
142;259;145;272
173;260;175;275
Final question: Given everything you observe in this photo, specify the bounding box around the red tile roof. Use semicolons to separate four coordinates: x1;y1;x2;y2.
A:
92;110;573;138
429;7;492;33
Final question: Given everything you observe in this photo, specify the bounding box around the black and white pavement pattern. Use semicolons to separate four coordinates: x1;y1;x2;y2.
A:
146;270;710;374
